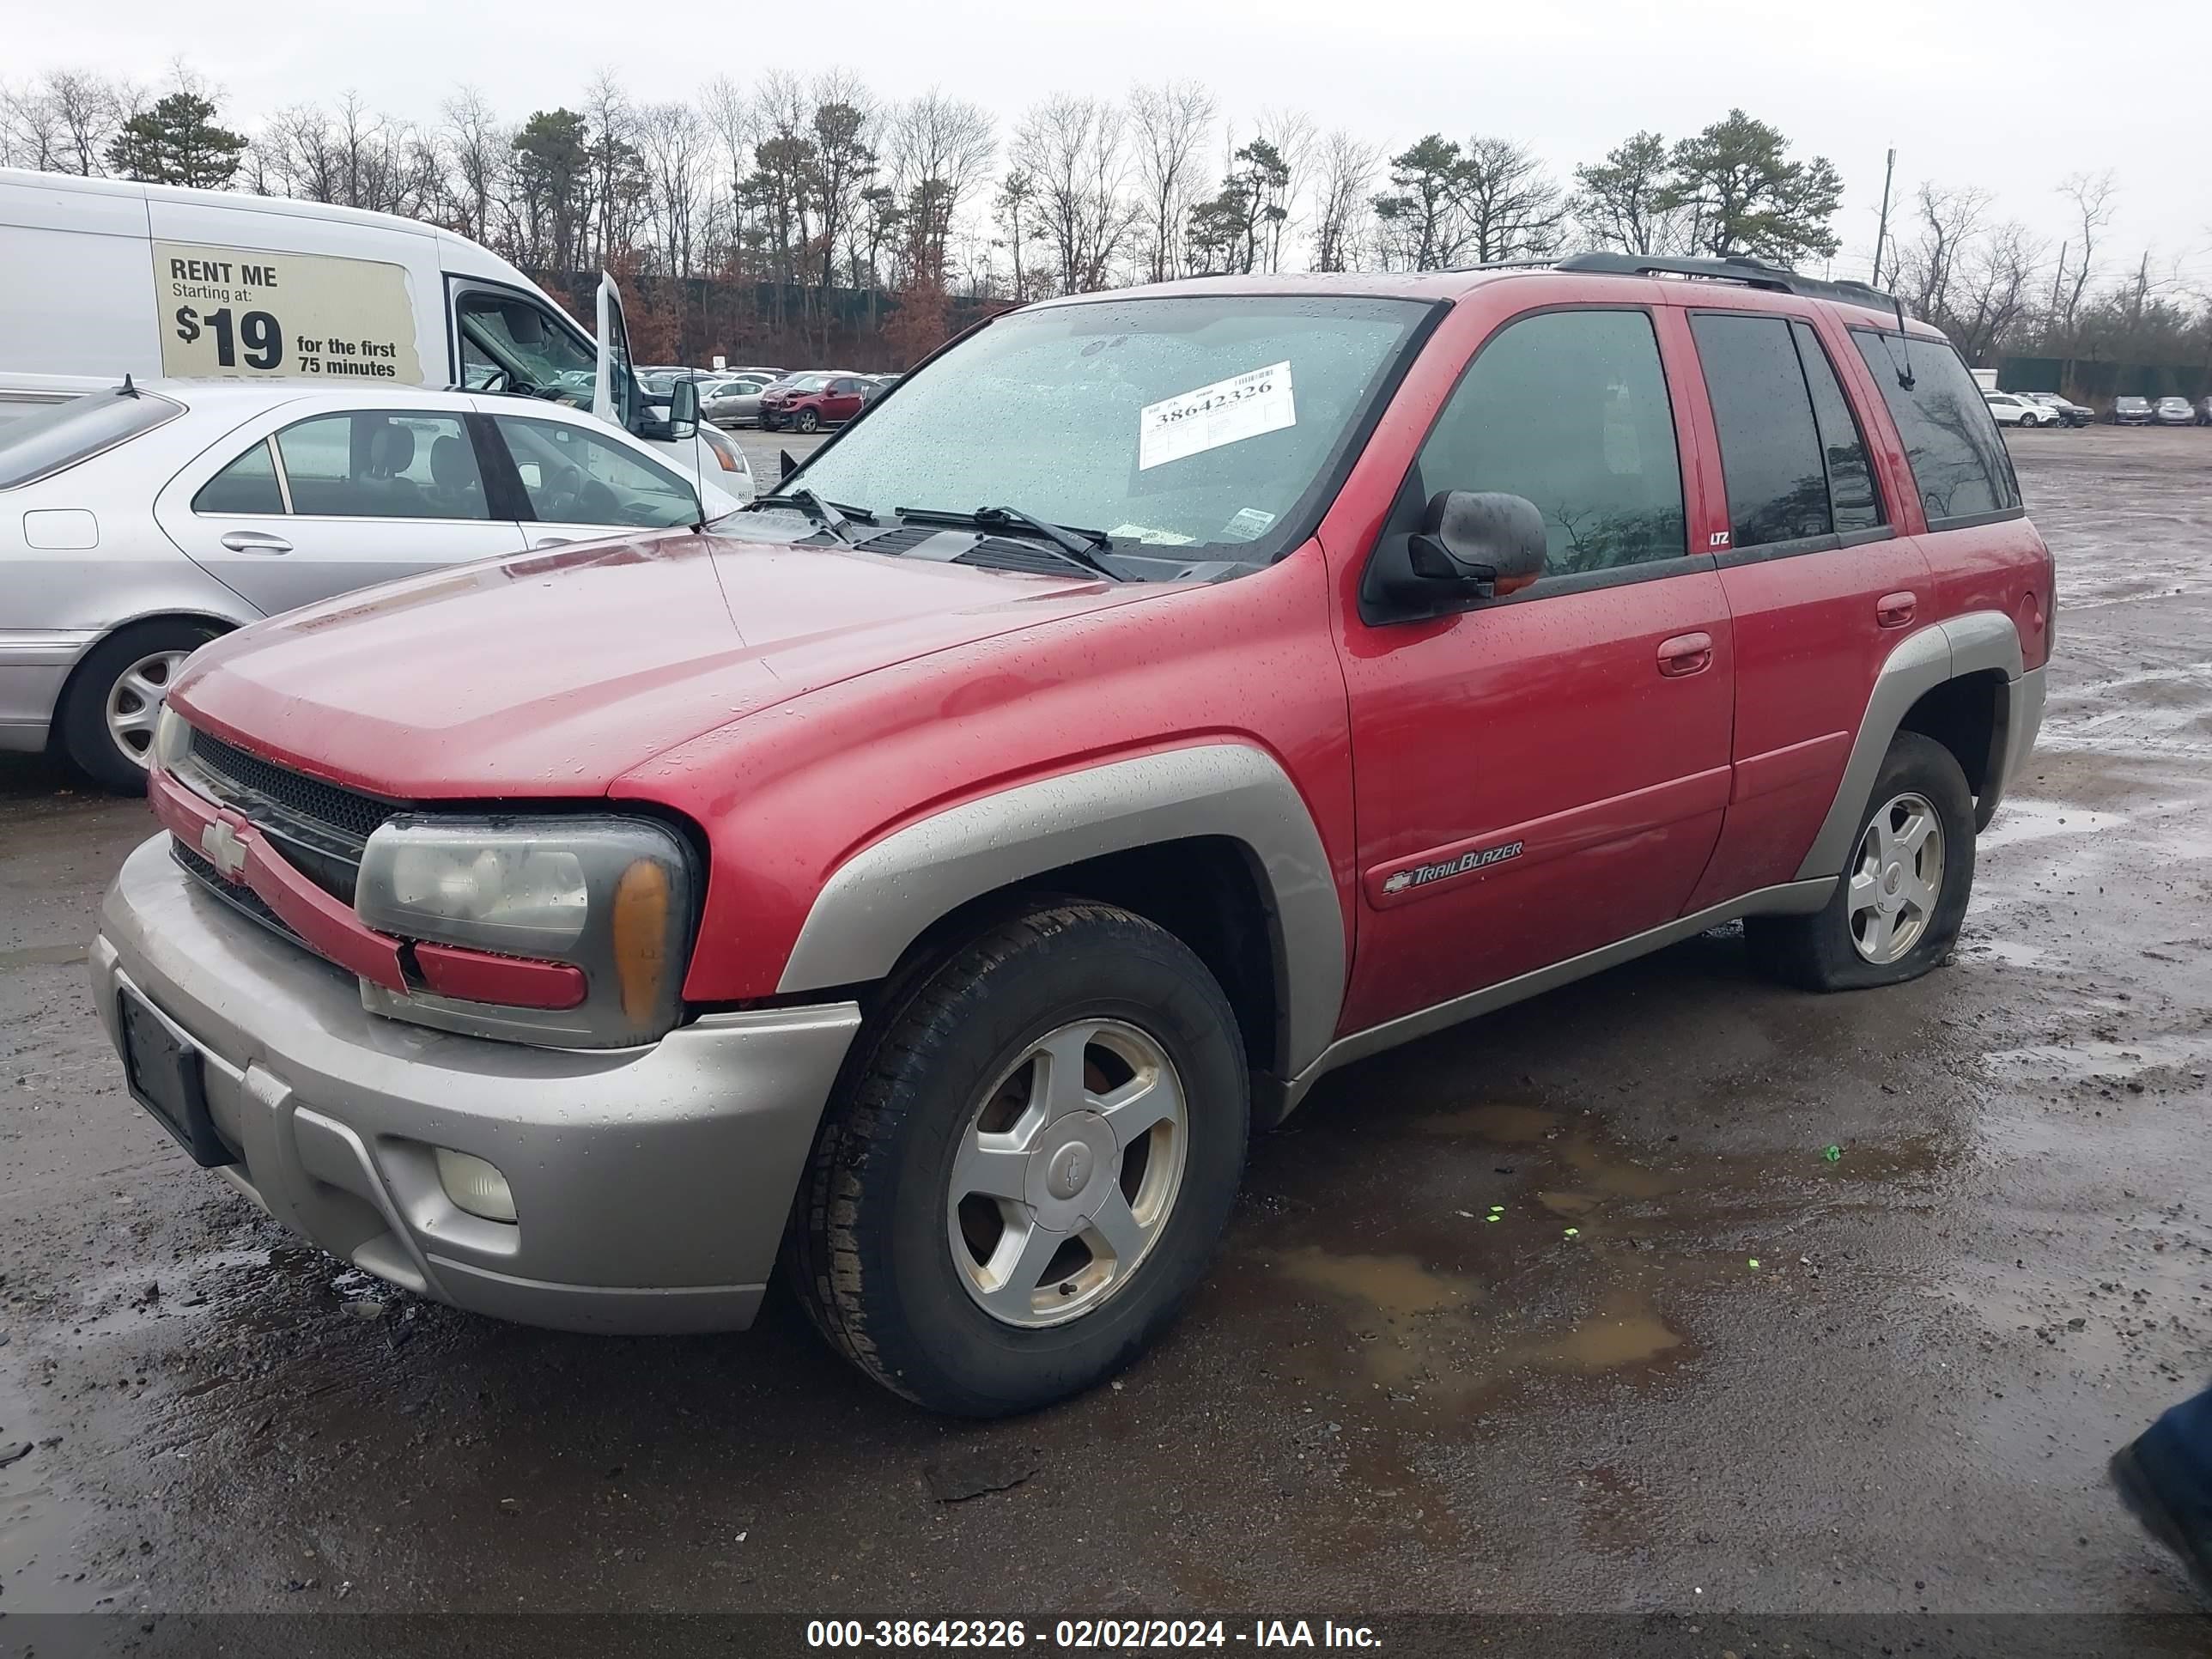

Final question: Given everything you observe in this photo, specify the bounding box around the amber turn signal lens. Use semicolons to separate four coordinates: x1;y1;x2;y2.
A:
611;858;672;1023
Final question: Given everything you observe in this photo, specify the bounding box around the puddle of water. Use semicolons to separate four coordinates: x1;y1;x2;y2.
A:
1977;799;2128;850
1419;1103;1560;1142
1538;1293;1684;1374
1273;1247;1481;1389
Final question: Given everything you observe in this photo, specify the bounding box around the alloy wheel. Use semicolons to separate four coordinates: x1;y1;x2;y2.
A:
1848;791;1945;963
946;1018;1188;1328
105;649;190;770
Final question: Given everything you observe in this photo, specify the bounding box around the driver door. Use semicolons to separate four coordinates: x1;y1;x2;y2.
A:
485;412;703;547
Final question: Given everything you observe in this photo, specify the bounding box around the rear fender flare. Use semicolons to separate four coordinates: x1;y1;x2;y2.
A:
775;744;1346;1079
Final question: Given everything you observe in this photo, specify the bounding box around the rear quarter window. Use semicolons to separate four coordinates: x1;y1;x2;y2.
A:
1850;331;2020;527
0;388;183;489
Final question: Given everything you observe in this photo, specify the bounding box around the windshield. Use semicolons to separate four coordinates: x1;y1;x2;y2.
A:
779;374;835;393
0;386;183;490
785;295;1432;558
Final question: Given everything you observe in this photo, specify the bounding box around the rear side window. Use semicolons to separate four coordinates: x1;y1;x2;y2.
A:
275;413;489;520
1413;308;1685;576
194;440;285;515
1790;322;1881;533
1850;331;2020;526
0;387;182;490
1690;313;1832;549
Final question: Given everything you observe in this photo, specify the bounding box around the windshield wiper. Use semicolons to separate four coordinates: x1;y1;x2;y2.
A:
741;488;878;544
897;506;1125;581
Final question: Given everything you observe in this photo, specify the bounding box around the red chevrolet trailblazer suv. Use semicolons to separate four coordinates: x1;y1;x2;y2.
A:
94;253;2051;1415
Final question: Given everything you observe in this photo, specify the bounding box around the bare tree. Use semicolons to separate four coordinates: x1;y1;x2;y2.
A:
1896;182;1991;323
2;69;130;174
441;88;509;247
992;167;1038;300
1252;108;1313;273
1947;221;2045;363
1012;94;1137;295
1309;129;1376;271
2055;169;2117;340
1454;136;1565;264
1127;80;1214;284
884;89;994;288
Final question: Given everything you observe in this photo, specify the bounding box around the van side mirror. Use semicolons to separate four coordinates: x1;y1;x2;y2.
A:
1361;490;1549;623
666;379;699;441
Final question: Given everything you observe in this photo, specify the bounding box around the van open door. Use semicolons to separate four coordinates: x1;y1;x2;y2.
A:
593;274;640;431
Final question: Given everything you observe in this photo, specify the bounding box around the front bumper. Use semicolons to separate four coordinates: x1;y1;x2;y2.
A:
93;834;860;1334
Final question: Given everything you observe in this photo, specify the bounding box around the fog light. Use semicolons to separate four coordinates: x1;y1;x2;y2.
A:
434;1148;517;1223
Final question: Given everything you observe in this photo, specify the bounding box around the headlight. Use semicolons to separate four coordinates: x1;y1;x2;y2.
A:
153;703;191;771
357;816;696;1048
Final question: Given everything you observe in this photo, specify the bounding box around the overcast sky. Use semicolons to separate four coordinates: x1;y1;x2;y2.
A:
15;0;2206;288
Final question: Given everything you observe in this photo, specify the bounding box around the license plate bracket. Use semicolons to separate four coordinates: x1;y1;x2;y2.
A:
118;991;234;1168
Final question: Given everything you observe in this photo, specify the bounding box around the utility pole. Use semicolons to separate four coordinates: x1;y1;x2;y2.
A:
1871;148;1896;289
2050;241;2067;316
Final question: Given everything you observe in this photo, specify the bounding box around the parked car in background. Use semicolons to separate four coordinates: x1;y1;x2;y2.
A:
2153;396;2196;427
2112;397;2154;425
2199;397;2212;427
93;253;2051;1415
0;380;743;791
1984;392;2053;428
2024;392;2092;428
699;374;775;428
757;372;878;432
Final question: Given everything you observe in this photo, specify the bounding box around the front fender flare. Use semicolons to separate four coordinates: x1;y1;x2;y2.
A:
775;744;1346;1079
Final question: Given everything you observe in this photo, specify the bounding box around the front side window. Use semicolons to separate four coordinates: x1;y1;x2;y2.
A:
456;291;597;407
1850;331;2019;525
783;295;1434;561
194;439;285;515
491;416;699;528
274;412;489;520
1411;307;1686;576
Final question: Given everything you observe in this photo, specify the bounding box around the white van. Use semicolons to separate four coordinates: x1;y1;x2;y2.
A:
0;167;749;495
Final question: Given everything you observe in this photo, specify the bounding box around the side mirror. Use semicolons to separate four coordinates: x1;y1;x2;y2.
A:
1361;490;1548;623
667;379;700;441
780;448;798;482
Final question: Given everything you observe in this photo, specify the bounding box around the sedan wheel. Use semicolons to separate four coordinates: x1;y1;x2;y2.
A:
58;618;222;794
106;649;191;768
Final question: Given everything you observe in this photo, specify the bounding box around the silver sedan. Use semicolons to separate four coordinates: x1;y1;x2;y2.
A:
699;374;775;428
1;380;742;792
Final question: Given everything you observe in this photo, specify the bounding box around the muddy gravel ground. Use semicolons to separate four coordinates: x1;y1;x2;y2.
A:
1;426;2209;1648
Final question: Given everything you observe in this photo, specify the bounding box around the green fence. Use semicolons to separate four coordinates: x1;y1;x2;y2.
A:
1999;356;2209;402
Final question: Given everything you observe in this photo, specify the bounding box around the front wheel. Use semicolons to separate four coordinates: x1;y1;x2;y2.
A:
1746;732;1975;992
795;408;821;434
787;901;1249;1416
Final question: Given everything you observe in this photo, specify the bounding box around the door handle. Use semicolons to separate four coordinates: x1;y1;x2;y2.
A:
218;530;292;554
532;538;572;549
1656;631;1713;678
1876;591;1917;629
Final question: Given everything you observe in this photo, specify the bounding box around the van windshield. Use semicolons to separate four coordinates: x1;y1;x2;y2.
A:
783;295;1433;562
0;386;182;490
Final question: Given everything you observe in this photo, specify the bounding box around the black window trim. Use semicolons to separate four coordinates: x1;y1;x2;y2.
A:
1845;325;2025;532
191;434;292;518
1362;301;1700;619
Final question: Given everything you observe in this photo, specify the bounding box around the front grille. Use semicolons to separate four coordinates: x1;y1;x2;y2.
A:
187;729;397;850
173;841;301;946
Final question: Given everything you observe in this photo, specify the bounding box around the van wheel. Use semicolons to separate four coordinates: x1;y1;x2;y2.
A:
1746;732;1975;992
787;900;1248;1416
57;619;221;795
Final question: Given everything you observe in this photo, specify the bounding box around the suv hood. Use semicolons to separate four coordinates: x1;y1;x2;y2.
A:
171;527;1160;798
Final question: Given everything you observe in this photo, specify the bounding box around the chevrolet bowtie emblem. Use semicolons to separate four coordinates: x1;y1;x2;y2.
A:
199;819;247;880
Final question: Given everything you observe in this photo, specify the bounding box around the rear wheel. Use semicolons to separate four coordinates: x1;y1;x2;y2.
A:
787;901;1249;1416
1746;732;1975;992
57;619;221;794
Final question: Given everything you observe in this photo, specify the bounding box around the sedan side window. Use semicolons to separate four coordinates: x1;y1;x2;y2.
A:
1412;307;1686;577
490;416;700;529
273;413;490;520
193;439;287;515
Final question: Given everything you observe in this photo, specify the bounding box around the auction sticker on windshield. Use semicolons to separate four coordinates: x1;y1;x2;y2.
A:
154;241;422;383
1138;362;1295;471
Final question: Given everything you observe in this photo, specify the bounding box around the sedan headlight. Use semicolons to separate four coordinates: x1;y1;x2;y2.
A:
357;817;696;1048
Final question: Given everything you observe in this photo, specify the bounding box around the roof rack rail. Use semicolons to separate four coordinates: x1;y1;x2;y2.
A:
1551;252;1903;313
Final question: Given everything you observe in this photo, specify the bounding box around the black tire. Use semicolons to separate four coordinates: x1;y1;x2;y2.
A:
796;409;821;434
56;618;222;795
787;900;1249;1416
1745;732;1975;992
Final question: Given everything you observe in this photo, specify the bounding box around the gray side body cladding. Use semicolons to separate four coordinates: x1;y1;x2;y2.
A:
1794;611;2033;879
777;744;1347;1079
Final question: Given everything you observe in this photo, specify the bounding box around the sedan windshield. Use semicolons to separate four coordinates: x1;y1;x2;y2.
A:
785;295;1432;561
